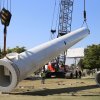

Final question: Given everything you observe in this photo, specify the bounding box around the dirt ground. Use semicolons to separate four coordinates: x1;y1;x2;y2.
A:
0;77;100;100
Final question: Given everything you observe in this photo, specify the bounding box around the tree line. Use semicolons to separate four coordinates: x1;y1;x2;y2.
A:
0;44;100;70
78;44;100;70
0;46;26;58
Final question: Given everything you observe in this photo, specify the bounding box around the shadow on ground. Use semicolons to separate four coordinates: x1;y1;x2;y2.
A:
11;85;100;96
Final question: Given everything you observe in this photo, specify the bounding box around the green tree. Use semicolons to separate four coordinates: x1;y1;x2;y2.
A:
11;46;26;53
83;44;100;69
0;46;26;58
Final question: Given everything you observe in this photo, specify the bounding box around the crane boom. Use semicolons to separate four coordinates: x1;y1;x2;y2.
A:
58;0;74;36
57;0;74;65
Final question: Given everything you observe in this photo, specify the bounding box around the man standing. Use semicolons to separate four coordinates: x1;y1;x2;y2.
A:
41;71;46;84
79;70;82;78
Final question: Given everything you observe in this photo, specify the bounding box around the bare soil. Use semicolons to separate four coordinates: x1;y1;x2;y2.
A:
0;77;100;100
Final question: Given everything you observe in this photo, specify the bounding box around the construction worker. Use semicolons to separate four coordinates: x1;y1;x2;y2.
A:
75;67;78;79
41;71;46;84
79;70;82;78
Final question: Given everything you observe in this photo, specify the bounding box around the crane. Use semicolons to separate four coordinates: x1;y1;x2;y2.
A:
47;0;88;78
58;0;74;66
51;0;88;65
58;0;88;65
46;0;74;78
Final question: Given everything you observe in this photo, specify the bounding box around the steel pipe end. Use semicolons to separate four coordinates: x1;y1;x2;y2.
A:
0;59;19;93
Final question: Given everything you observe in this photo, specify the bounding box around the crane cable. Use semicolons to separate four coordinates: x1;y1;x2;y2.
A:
81;0;89;28
50;0;57;34
3;0;5;8
2;0;11;12
7;0;8;9
55;2;60;33
0;0;2;11
10;0;11;12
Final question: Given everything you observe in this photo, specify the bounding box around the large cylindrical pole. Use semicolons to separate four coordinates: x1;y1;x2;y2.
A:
0;27;90;92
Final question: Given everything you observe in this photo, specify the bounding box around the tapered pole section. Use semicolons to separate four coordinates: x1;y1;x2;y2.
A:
0;27;90;93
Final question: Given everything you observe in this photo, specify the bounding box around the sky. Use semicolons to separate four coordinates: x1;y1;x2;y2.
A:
0;0;100;50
